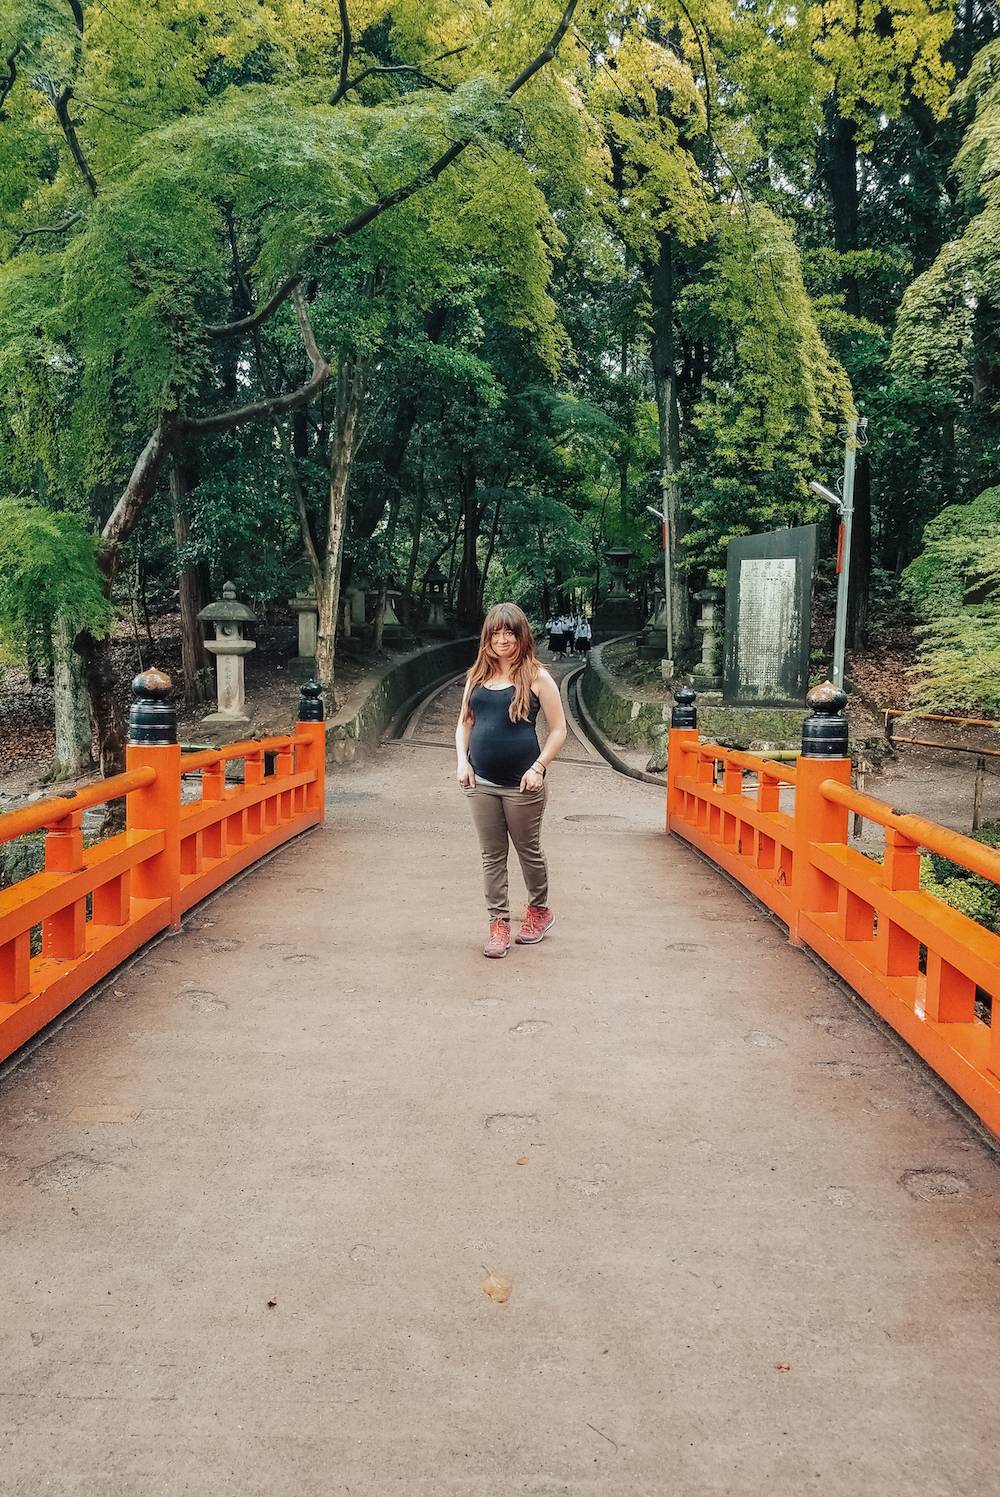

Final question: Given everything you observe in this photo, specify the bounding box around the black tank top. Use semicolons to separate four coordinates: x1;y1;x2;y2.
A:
468;684;541;787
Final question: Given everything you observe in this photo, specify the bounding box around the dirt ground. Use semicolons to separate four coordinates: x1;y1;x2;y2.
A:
0;617;395;811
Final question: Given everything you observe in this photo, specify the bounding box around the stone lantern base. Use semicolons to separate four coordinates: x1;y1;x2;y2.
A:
197;710;254;745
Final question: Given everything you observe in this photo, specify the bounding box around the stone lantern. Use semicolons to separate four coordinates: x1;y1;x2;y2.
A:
692;586;724;697
605;547;634;599
592;547;641;639
380;586;413;647
197;581;257;737
426;562;448;634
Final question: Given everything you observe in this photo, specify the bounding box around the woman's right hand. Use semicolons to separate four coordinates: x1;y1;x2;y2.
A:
457;760;476;788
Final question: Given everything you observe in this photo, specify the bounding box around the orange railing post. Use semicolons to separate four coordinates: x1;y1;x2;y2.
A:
665;687;698;834
295;680;327;815
41;808;86;959
125;670;182;930
790;683;852;946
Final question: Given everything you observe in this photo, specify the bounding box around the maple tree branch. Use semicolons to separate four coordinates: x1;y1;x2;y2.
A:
184;285;330;434
673;0;713;150
0;41;24;117
205;273;301;340
102;418;177;548
333;0;352;107
330;45;467;106
316;0;580;252
211;12;575;337
11;210;83;253
39;78;98;195
504;0;578;97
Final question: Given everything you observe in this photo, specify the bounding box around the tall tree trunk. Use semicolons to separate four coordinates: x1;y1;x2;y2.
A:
356;305;446;540
649;230;689;657
446;500;462;609
170;454;211;705
402;450;426;623
75;630;122;779
372;489;402;652
824;103;871;646
456;455;481;631
52;616;93;779
849;458;871;648
315;354;365;701
619;326;630;527
479;490;504;611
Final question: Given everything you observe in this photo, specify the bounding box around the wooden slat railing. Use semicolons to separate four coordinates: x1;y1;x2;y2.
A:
667;701;1000;1139
0;675;325;1066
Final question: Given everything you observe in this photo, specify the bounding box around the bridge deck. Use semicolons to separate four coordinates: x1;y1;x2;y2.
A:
3;690;1000;1496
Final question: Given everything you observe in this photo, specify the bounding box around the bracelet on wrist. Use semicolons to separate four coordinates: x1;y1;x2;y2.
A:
533;762;546;777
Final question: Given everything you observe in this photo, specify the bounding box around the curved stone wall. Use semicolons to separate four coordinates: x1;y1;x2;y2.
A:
327;637;478;763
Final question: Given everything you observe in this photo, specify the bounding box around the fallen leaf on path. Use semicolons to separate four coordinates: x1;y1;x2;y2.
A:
774;1362;790;1372
266;1297;278;1308
516;1156;529;1165
482;1273;512;1304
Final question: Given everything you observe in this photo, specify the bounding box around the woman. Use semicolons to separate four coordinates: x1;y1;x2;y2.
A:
456;603;568;959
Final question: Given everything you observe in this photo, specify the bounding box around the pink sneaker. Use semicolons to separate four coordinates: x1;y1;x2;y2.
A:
484;918;511;959
515;906;555;945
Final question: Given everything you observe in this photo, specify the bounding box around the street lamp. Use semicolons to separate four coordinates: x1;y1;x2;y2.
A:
810;416;867;691
645;502;674;674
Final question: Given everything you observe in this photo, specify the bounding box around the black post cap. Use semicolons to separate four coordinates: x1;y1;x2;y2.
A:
128;669;177;747
800;680;849;759
671;685;698;729
298;680;325;722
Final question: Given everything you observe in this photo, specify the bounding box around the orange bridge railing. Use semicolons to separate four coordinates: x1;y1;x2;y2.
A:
0;673;325;1066
667;684;1000;1139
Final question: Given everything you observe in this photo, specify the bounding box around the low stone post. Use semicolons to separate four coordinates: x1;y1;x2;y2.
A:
126;669;182;929
345;583;367;627
289;590;319;663
692;587;723;695
666;687;699;834
790;681;851;946
197;582;257;738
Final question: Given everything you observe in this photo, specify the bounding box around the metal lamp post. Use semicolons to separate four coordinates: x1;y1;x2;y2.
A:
809;416;867;691
646;501;674;676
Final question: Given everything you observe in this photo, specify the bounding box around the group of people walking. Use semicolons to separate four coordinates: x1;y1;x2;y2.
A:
545;614;591;658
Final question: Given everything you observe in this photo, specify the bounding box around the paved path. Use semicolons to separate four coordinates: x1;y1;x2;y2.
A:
4;690;1000;1496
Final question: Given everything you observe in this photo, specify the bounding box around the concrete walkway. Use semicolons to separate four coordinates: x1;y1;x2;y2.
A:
4;696;1000;1496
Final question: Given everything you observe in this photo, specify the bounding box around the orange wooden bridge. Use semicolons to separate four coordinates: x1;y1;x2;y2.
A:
4;669;1000;1495
6;675;1000;1142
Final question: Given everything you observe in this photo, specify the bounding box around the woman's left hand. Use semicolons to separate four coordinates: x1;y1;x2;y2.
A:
519;766;544;792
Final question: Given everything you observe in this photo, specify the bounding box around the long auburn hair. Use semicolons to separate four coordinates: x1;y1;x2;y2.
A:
463;603;540;724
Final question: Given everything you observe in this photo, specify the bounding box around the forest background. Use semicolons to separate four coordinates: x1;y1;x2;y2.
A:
0;0;998;780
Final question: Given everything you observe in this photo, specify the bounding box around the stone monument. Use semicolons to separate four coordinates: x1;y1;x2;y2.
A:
197;581;257;740
691;525;817;750
723;526;817;707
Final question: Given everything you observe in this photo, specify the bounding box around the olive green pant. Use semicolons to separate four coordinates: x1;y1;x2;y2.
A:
465;782;549;920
